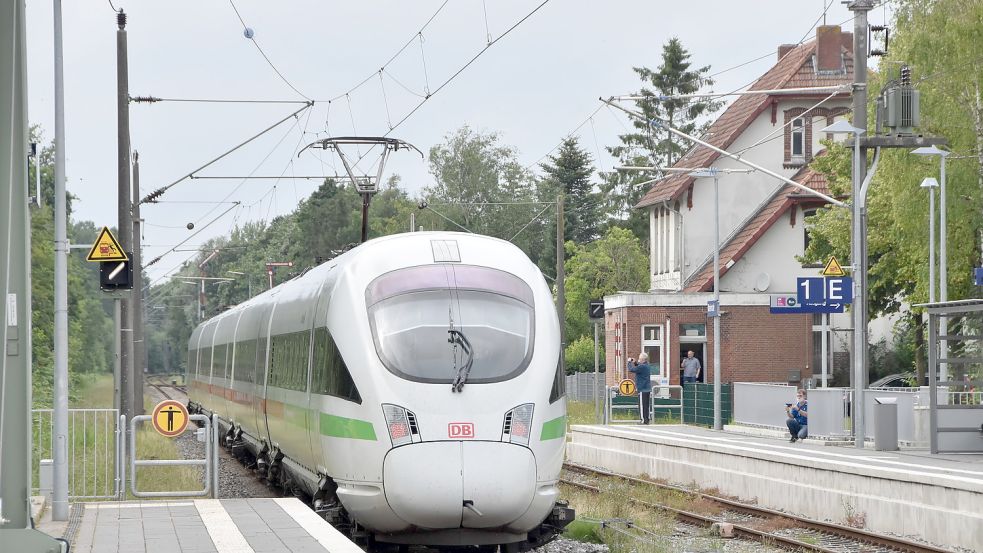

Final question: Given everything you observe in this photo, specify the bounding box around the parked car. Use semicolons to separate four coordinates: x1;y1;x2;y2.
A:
869;372;917;388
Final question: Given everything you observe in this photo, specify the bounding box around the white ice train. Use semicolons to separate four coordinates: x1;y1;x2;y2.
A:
186;232;573;549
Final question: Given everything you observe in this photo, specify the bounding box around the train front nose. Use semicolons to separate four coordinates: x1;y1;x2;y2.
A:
383;442;536;529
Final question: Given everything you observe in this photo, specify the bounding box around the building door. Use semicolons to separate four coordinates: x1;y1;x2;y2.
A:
678;343;705;383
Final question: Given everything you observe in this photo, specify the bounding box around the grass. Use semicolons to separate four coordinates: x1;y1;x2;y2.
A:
559;477;722;553
31;374;202;500
566;400;682;427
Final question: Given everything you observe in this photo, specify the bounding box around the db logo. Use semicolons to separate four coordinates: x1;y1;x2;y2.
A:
448;422;474;439
776;296;797;307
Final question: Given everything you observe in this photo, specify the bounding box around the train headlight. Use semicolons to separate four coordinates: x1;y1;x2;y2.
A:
382;404;418;447
502;403;534;446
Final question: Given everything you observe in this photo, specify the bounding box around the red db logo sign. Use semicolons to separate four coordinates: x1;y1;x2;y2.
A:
448;422;474;439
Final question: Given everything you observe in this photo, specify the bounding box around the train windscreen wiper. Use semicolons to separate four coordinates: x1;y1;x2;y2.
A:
448;329;474;393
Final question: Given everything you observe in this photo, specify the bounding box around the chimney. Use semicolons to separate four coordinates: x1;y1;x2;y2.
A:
815;25;843;72
777;44;796;61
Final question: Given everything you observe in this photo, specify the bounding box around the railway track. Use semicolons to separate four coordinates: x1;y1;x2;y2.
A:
562;462;952;553
146;375;187;402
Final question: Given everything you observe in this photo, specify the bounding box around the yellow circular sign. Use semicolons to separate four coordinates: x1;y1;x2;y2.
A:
619;379;637;396
152;399;189;438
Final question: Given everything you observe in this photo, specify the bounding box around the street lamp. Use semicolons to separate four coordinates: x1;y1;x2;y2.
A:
913;146;951;382
921;177;940;304
820;120;866;449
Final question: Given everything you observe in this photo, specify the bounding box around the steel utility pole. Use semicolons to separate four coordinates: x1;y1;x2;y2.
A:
0;0;32;530
132;152;144;411
850;0;872;449
116;9;134;422
556;194;566;374
51;0;69;522
0;2;68;547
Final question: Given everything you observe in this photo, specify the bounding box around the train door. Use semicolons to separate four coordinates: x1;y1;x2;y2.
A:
207;323;221;408
255;302;277;446
229;310;246;427
305;276;334;472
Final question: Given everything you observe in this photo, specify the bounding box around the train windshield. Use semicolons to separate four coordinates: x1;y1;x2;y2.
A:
366;265;535;384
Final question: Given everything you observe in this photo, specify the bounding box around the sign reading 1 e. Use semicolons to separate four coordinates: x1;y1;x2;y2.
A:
797;276;853;309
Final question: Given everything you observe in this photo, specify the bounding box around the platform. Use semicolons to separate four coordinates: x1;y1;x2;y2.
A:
68;498;363;553
567;424;983;552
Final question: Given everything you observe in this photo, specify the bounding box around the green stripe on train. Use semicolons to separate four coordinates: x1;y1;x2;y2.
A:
540;415;567;441
319;413;377;441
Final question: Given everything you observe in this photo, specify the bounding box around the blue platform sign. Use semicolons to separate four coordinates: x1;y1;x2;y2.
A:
975;268;983;286
770;276;853;314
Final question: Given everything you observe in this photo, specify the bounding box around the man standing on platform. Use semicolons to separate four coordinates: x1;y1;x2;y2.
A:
681;350;702;383
628;353;653;424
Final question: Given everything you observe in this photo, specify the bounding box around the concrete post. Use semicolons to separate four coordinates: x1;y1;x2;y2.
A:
51;0;69;521
850;0;873;449
132;152;144;413
116;10;134;423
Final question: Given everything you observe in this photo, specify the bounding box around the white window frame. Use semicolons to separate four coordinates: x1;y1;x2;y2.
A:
640;324;665;380
791;117;805;159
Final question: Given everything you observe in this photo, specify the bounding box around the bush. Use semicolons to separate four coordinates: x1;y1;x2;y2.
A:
566;334;603;374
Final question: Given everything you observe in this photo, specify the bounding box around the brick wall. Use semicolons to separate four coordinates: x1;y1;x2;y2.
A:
605;304;812;388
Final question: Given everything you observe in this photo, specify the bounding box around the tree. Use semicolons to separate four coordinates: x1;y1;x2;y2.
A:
536;137;602;279
565;335;604;374
424;126;547;266
603;38;720;241
564;227;649;341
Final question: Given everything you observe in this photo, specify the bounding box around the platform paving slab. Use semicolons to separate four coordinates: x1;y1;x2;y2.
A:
66;498;363;553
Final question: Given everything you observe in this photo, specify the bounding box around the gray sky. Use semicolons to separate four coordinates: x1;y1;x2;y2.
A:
25;0;890;282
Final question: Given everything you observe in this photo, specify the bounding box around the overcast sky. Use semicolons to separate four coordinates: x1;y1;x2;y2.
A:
24;0;891;282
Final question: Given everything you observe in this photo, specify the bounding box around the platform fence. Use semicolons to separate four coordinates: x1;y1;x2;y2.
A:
32;408;121;500
565;372;601;403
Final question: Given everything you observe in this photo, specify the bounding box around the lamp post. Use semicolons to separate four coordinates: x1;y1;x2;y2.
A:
820;120;866;449
921;177;939;305
913;146;950;382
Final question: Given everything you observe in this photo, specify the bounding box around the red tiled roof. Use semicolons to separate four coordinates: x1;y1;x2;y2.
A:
635;33;853;209
682;163;829;293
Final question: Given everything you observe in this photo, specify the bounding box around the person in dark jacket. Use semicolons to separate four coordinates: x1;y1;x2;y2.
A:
628;352;653;424
785;389;808;442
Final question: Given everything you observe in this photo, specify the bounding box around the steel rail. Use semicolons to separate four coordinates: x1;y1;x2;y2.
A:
563;462;951;553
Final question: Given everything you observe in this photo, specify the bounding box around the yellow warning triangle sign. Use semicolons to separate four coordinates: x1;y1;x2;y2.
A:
821;255;846;277
86;227;128;262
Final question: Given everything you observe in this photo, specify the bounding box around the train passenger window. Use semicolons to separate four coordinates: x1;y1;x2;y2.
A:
270;331;311;392
233;339;256;383
312;327;361;403
200;346;212;378
366;265;535;384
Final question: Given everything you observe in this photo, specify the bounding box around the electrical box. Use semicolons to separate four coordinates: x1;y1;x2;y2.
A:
884;87;920;135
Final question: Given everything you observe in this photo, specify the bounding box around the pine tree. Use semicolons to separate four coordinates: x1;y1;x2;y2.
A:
604;38;719;241
540;137;601;245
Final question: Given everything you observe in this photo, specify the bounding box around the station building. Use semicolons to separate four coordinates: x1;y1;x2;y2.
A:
604;25;857;389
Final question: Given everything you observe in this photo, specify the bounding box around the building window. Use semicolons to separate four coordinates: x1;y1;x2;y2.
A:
641;325;664;380
679;323;705;337
791;118;805;159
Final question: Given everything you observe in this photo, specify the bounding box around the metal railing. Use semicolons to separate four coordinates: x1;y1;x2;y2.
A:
604;385;683;424
128;413;219;498
32;408;121;500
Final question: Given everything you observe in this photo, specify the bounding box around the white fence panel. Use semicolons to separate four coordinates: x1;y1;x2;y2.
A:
808;388;851;438
733;383;797;429
864;390;917;443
